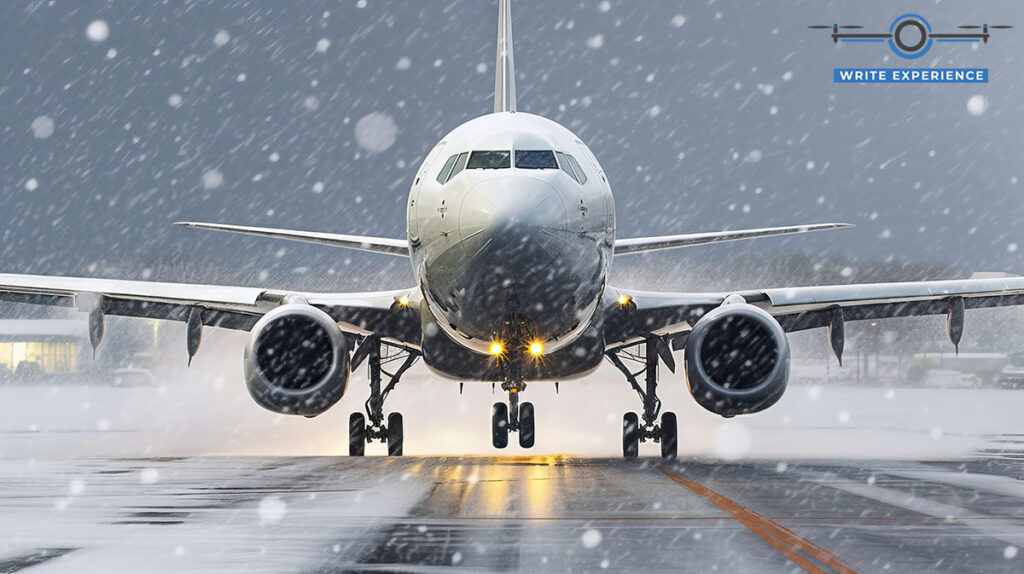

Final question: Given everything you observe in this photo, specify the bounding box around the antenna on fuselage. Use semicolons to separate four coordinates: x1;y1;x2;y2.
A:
494;0;517;113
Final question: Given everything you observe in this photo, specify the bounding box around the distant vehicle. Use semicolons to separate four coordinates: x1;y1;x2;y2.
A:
13;361;44;382
914;352;1009;376
111;368;157;387
997;366;1024;389
0;0;1021;457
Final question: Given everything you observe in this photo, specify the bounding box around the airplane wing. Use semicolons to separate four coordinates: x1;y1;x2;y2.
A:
603;276;1024;352
174;221;409;256
0;273;421;348
613;223;852;255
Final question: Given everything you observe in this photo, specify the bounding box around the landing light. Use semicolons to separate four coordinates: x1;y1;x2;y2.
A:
617;294;633;307
397;295;410;307
490;342;505;356
529;341;544;356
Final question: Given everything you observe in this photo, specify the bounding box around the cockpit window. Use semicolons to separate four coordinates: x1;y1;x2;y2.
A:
515;150;558;169
565;154;589;185
555;152;576;180
467;150;511;169
436;154;458;184
449;152;470;180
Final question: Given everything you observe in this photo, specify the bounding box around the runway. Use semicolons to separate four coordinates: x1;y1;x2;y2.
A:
1;455;1022;573
2;369;1024;572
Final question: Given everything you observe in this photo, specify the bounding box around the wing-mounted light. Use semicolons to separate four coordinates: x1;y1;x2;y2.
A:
616;293;636;311
391;293;415;311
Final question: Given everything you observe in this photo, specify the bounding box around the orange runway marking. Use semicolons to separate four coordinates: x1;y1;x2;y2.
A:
660;468;858;574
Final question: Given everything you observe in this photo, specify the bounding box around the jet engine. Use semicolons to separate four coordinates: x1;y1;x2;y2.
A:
243;303;350;417
683;301;790;417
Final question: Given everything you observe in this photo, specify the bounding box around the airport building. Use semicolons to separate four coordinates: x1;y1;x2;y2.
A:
0;320;86;377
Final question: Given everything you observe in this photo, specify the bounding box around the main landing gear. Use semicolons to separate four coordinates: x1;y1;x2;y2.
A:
606;335;678;459
348;336;419;457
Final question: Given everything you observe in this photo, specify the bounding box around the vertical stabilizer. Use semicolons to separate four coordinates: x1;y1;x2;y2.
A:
494;0;517;113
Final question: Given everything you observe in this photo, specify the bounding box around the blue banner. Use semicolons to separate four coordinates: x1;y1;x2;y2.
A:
834;68;988;83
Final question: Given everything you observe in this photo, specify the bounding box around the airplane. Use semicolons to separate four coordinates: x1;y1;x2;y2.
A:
2;0;1022;458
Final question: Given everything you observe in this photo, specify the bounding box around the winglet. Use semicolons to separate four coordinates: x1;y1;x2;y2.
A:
494;0;517;113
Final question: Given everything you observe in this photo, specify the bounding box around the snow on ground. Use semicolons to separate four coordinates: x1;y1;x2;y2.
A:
1;344;1021;459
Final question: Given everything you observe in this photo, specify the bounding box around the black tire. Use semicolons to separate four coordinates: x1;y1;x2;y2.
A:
660;412;678;460
387;412;404;456
492;402;509;449
519;402;535;449
623;412;639;458
349;412;366;457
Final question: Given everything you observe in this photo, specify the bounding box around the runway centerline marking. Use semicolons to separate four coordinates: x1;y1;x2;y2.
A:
660;468;858;574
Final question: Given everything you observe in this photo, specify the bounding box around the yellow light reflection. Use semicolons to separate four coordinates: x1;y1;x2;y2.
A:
526;457;555;517
528;341;544;356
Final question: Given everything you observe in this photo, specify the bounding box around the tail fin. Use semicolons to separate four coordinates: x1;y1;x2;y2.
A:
494;0;517;113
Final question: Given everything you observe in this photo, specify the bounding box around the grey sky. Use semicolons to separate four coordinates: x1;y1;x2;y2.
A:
1;0;1020;294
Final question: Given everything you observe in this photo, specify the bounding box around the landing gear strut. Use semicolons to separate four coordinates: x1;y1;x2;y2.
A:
492;378;535;449
348;336;419;457
607;335;677;459
490;314;537;450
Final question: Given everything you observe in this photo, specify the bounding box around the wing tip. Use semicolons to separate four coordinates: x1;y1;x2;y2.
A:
810;222;855;231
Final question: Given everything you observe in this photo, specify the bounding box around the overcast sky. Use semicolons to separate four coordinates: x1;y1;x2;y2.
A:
1;0;1021;294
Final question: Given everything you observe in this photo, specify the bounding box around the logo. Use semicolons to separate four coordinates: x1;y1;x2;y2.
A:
810;14;1011;83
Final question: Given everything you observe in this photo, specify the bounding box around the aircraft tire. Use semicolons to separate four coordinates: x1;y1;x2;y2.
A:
387;412;404;456
519;402;535;448
660;412;678;460
492;402;509;449
623;412;639;458
349;412;366;457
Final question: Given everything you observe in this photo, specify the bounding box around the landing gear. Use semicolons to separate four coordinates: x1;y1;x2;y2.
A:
387;412;404;456
660;411;677;460
519;401;535;449
622;412;639;457
348;336;419;456
491;378;535;449
349;412;366;456
491;402;508;448
607;335;678;459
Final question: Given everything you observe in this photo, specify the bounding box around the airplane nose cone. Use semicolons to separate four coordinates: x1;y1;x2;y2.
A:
458;176;568;265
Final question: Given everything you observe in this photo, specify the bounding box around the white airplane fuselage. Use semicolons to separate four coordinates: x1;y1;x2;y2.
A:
407;112;615;381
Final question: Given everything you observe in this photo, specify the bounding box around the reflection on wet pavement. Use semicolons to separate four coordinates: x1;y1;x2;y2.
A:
0;455;1022;573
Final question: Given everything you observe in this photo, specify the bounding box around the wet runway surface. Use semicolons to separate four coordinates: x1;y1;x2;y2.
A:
1;455;1022;573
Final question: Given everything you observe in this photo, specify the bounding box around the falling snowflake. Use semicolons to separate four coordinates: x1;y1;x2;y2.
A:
258;496;287;524
581;528;602;548
86;20;109;42
354;112;398;153
967;95;988;116
31;115;55;139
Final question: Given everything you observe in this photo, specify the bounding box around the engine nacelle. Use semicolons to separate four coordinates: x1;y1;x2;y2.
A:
684;302;790;417
243;303;350;417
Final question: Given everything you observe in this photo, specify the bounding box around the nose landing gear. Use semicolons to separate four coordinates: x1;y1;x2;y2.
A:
348;336;419;457
607;335;678;459
492;379;535;449
489;313;538;449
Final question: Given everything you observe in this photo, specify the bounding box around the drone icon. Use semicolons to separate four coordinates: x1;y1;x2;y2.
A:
810;14;1012;59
